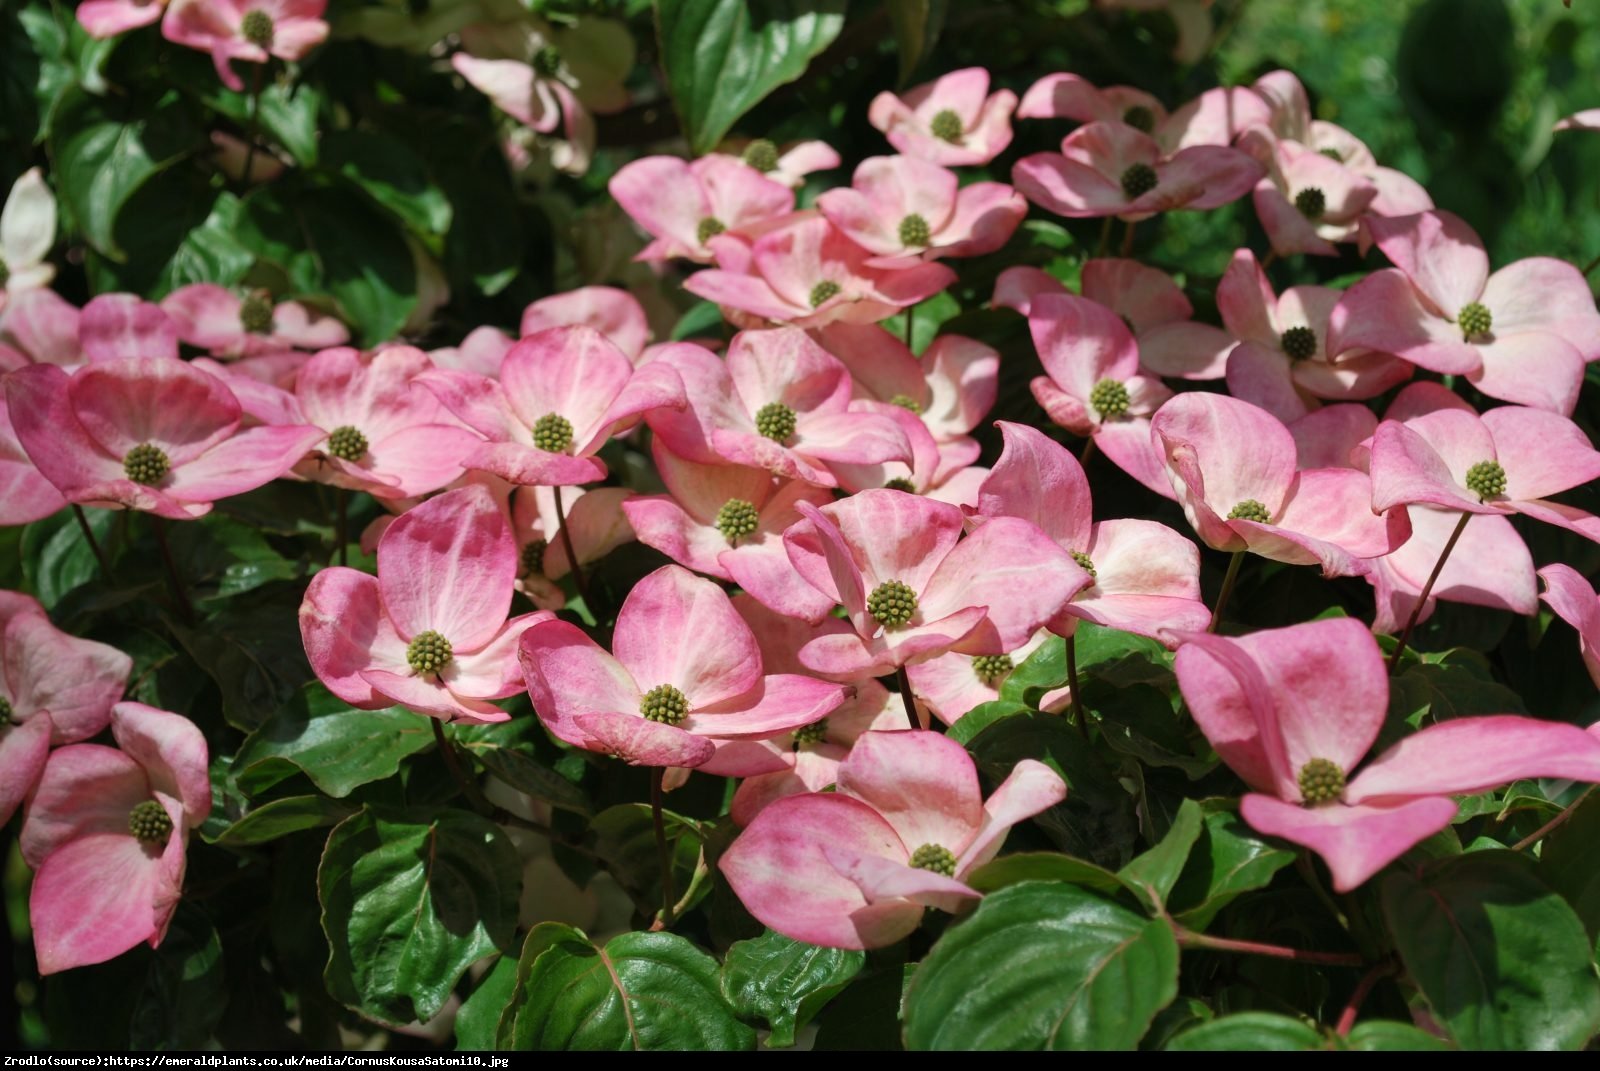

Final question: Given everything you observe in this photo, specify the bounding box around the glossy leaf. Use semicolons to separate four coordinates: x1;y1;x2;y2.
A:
886;0;948;84
209;795;356;847
1166;1012;1325;1051
1119;797;1204;912
1168;808;1296;930
720;929;865;1047
233;683;435;798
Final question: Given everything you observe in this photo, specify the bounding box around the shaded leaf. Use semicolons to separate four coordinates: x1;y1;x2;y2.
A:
233;683;435;797
720;929;864;1048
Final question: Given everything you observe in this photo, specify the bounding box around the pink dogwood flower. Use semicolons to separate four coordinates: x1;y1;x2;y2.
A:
518;564;846;768
1539;565;1600;689
645;328;912;488
781;489;1090;676
1365;382;1600;544
868;67;1017;167
1151;392;1410;577
0;597;132;825
77;0;167;36
906;629;1058;727
1013;121;1262;221
712;138;842;188
520;286;650;364
0;289;81;369
1238;130;1376;258
816;155;1026;265
286;345;480;499
0;405;66;524
685;214;956;329
610;155;794;264
79;294;181;363
1367;502;1535;635
1171;618;1600;891
161;284;348;359
826;401;989;507
993;260;1233;380
1026;292;1175;497
1218;248;1411;420
162;0;329;92
623;440;835;622
417;325;685;488
5;358;324;520
1328;211;1600;412
300;484;551;723
1017;76;1270;152
975;421;1210;640
21;702;209;974
719;729;1066;949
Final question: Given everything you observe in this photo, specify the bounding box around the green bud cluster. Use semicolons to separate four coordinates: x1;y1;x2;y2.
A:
742;139;780;173
1072;550;1097;579
640;683;689;725
899;213;932;247
327;425;369;462
1122;105;1156;133
128;800;174;844
972;653;1014;684
1464;459;1506;500
532;45;562;77
909;842;957;876
1120;163;1158;200
1457;302;1493;340
1228;499;1271;523
1089;377;1130;419
406;630;453;675
809;280;842;308
889;394;923;413
792;720;829;746
0;257;10;287
1280;326;1317;360
697;217;726;246
0;696;12;721
867;579;918;628
883;477;917;493
1294;187;1326;220
1297;758;1345;804
929;109;964;143
123;443;170;485
238;291;275;335
715;498;760;543
240;8;275;49
754;401;797;443
532;412;574;453
520;538;547;576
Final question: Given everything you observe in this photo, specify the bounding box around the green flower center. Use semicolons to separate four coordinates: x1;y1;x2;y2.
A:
715;498;760;544
867;579;918;628
327;425;368;462
696;217;726;246
406;630;453;675
754;401;797;443
640;683;689;725
1120;163;1158;200
1122;105;1156;133
1297;757;1345;805
1464;459;1506;500
792;719;829;747
238;291;274;334
884;476;917;492
909;843;957;876
1280;325;1318;360
532;45;562;77
1294;187;1326;220
1228;499;1271;523
240;8;275;49
128;800;173;844
971;653;1014;684
0;257;10;287
0;696;13;721
520;538;547;576
899;213;932;247
1071;550;1097;579
1457;301;1492;340
809;280;842;308
889;393;922;414
123;443;170;485
1089;377;1130;418
929;109;964;143
532;412;574;453
741;138;780;173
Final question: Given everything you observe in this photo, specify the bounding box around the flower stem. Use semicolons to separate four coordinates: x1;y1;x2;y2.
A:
1208;550;1245;633
1261;249;1279;271
335;488;348;567
903;301;916;350
896;664;926;731
1511;785;1595;852
651;767;678;928
242;63;264;185
1079;435;1096;469
152;517;194;625
1066;630;1087;734
1120;219;1137;257
431;718;493;817
1170;923;1365;966
1388;511;1471;671
1335;960;1395;1036
1095;216;1112;258
72;505;114;582
552;484;592;610
1583;252;1600;277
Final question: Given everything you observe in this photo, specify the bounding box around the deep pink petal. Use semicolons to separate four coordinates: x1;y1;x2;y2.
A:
30;831;183;974
612;565;762;708
376;484;515;650
20;744;148;867
1150;392;1298;547
1240;794;1458;893
520;286;650;361
836;730;984;856
1348;715;1600;802
687;674;846;738
518;620;641;752
79;295;179;362
4;613;129;743
68;358;240;465
957;759;1068;872
975;420;1092;549
0;716;51;826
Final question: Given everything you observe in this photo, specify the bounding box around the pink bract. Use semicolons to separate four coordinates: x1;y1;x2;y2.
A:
1150;392;1410;577
162;0;329;92
21;703;210;974
299;484;552;722
1171;619;1600;891
781;489;1090;676
520;287;650;364
161;283;349;359
5;357;325;520
868;67;1017;167
1238;129;1376;258
719;729;1065;949
417;325;686;488
77;0;166;36
1540;565;1600;690
517;564;846;768
609;155;794;263
815;155;1026;265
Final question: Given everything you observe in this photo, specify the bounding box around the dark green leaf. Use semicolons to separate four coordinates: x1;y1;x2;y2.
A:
21;507;111;609
454;954;520;1052
964;851;1130;897
656;0;847;155
319;806;520;1025
1119;797;1204;911
322;130;451;237
1168;807;1296;930
460;740;592;817
903;882;1179;1050
233;683;435;797
500;923;756;1050
129;905;225;1050
886;0;947;84
1166;1012;1325;1051
944;698;1030;745
720;929;864;1048
169;587;312;731
210;795;356;847
1344;1020;1455;1050
1091;682;1213;777
1381;850;1600;1050
1539;790;1600;948
998;634;1069;707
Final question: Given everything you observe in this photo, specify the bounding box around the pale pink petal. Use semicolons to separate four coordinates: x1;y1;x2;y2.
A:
975;420;1092;549
1468;332;1584;414
159;284;245;351
76;0;165;36
688;674;846;738
1367;210;1488;314
1150;392;1298;548
612;565;761;708
79;295;179;363
21;744;149;867
836;730;983;855
5;363;129;493
991;265;1067;316
359;668;508;723
376;484;515;650
518;620;641;752
298;569;393;709
1348;715;1600;803
160;424;325;503
5;614;129;743
1271;466;1410;563
1240;794;1458;893
68;358;240;466
1029;292;1141;405
0;716;51;826
447;612;551;701
1367;419;1494;514
1481;258;1600;360
1481;406;1600;501
1094;414;1179;499
1326;270;1481;375
920;516;1089;652
31;832;183;974
957;759;1068;872
520;287;650;361
824;845;978;914
1541;564;1600;688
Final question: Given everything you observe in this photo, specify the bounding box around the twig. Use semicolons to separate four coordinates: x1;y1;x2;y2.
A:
431;719;494;817
1171;923;1365;967
72;504;114;581
1511;785;1595;852
896;664;925;731
1388;512;1471;671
